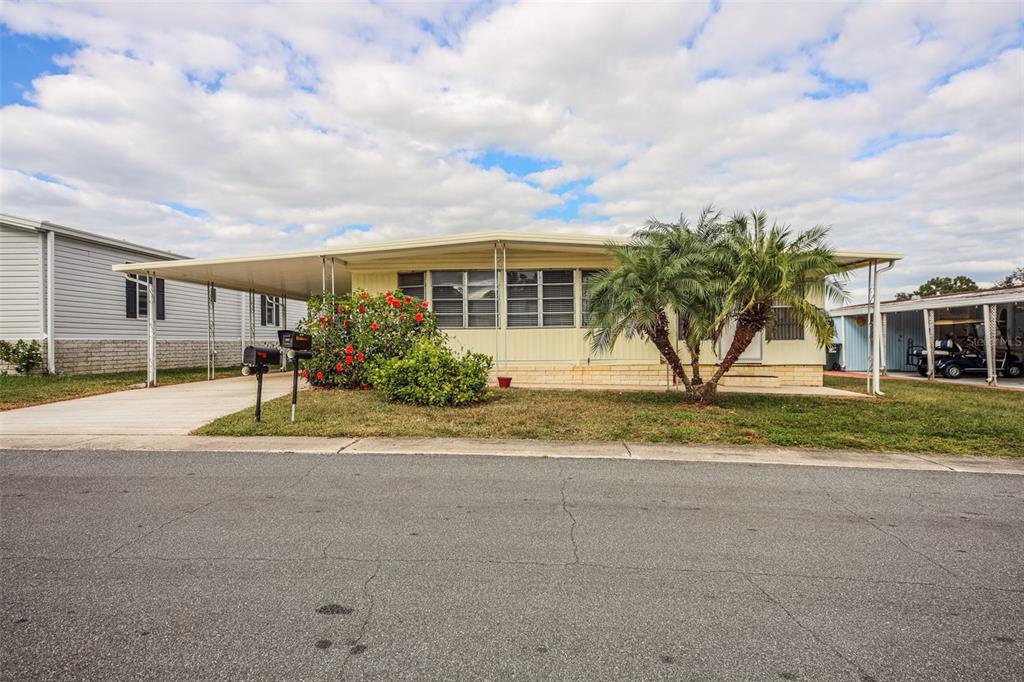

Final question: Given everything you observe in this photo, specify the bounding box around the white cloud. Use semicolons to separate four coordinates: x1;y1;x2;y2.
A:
0;0;1021;299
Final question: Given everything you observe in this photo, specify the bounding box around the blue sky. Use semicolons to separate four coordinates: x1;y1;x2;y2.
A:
1;2;1021;298
1;28;77;105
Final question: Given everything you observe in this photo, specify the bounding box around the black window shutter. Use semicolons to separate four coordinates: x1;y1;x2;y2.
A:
156;278;165;320
125;278;137;318
274;299;280;327
260;295;267;326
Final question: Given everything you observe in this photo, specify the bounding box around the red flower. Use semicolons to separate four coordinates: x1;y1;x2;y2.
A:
421;301;429;309
371;321;379;331
356;352;365;361
391;299;401;308
343;320;350;328
360;291;368;300
385;290;392;297
345;355;353;364
404;296;412;303
415;313;424;322
336;363;343;372
345;344;354;354
358;306;366;314
316;371;323;381
301;369;309;379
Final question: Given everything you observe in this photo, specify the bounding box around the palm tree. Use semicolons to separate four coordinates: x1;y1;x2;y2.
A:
585;222;715;394
587;208;847;403
695;210;847;401
633;206;730;385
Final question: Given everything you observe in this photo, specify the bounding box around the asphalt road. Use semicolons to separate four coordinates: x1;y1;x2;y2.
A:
2;450;1022;681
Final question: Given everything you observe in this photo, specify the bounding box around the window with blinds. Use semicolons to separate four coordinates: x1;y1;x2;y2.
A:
397;272;425;301
581;270;602;326
430;271;496;328
768;306;804;340
507;270;575;328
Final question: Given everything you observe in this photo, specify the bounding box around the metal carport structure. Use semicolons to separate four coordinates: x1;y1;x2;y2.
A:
830;287;1024;387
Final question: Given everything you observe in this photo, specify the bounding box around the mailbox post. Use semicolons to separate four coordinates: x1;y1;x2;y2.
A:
278;330;312;422
242;345;281;422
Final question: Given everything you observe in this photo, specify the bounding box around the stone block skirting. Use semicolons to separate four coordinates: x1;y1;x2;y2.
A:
490;363;823;389
51;339;244;375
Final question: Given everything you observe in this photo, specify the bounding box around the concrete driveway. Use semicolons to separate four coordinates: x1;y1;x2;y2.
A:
0;373;293;436
2;450;1022;680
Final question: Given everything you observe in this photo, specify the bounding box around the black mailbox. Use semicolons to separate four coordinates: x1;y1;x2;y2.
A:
278;329;312;351
242;345;281;422
244;345;282;368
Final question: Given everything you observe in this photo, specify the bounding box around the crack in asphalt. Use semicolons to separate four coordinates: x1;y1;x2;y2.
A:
340;555;382;678
745;574;877;681
559;467;581;565
806;469;961;581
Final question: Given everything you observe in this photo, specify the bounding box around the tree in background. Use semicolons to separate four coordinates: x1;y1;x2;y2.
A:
996;266;1024;288
894;275;978;301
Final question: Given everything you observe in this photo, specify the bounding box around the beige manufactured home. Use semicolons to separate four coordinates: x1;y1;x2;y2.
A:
114;232;901;389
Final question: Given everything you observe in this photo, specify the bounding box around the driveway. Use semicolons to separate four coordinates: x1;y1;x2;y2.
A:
0;373;293;436
2;450;1021;680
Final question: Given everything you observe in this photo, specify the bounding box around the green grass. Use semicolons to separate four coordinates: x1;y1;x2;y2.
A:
0;366;242;411
195;375;1024;457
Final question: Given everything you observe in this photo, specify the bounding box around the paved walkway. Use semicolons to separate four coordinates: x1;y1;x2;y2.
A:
826;370;1024;391
0;373;293;436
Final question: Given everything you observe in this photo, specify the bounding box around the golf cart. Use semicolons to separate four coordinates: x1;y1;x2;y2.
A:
912;318;1023;379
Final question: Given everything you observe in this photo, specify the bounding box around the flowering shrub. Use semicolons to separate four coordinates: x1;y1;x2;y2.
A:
298;289;441;388
0;339;44;375
370;337;492;407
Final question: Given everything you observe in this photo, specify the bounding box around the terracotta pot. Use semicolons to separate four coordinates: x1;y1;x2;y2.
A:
497;376;513;388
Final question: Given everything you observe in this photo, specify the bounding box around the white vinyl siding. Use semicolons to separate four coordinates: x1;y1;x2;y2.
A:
0;225;44;339
50;234;304;342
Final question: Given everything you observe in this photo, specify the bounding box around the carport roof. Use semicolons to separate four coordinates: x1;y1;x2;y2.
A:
113;230;903;300
831;286;1024;316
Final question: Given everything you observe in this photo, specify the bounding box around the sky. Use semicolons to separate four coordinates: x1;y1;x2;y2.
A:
1;1;1022;301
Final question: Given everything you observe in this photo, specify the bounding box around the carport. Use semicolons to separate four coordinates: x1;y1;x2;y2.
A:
831;287;1024;387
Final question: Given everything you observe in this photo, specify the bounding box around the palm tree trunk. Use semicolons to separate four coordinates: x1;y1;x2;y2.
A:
648;312;693;392
688;342;702;385
697;321;760;402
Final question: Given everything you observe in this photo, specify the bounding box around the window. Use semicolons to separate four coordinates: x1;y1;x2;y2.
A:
507;270;575;328
768;306;804;341
581;270;603;326
125;275;164;320
430;271;496;328
260;295;282;327
397;272;425;301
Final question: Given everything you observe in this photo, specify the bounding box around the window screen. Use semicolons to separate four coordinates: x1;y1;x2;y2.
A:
768;306;804;340
507;270;575;328
430;271;496;328
581;270;602;326
397;272;425;301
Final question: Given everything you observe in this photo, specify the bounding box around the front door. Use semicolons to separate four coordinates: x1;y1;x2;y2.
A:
719;320;763;364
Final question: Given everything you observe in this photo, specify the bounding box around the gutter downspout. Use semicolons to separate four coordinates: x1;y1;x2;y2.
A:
871;260;895;396
46;229;55;374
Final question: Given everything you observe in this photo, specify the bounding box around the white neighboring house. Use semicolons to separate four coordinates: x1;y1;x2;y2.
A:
0;214;306;375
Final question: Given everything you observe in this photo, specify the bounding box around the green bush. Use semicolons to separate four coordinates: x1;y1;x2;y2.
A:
298;290;441;389
370;337;492;407
0;339;44;375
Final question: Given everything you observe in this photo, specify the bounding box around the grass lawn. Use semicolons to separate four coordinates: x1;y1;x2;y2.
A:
0;366;242;411
195;375;1023;457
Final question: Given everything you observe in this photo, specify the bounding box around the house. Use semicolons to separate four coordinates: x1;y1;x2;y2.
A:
0;214;305;376
113;232;900;389
831;287;1024;379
